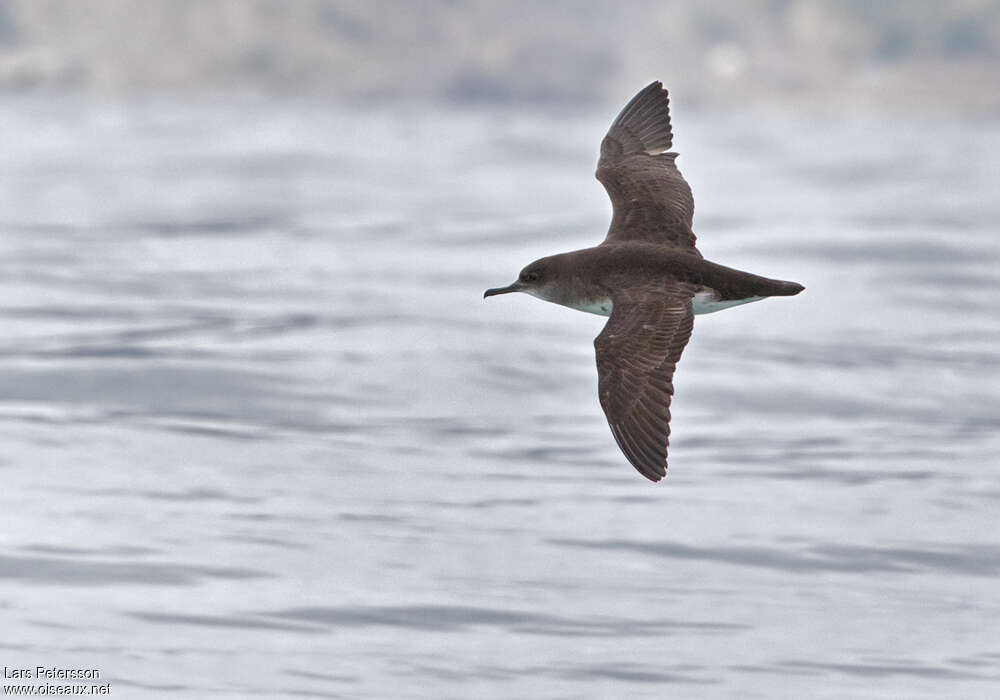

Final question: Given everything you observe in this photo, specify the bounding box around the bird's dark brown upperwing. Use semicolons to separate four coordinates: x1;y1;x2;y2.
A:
594;282;696;481
596;81;700;257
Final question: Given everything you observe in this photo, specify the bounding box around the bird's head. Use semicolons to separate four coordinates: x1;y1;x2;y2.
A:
484;257;558;302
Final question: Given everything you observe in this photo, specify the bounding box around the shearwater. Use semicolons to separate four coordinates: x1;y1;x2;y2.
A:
484;81;804;482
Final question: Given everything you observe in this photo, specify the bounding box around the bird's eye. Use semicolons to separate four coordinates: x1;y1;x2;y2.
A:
522;272;539;282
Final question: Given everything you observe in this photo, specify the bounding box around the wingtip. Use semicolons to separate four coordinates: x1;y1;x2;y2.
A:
608;423;669;482
607;81;674;156
641;467;666;483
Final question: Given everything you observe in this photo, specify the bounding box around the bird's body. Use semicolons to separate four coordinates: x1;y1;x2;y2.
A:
484;81;804;482
514;242;803;317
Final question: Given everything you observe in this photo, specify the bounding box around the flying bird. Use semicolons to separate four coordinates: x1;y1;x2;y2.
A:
484;81;804;482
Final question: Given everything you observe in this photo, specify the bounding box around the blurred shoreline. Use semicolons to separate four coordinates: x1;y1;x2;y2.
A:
0;0;998;115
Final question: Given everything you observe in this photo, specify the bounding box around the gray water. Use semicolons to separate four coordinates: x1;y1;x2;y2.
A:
1;96;999;698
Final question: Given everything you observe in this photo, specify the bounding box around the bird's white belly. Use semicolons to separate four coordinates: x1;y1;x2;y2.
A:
692;292;764;315
566;298;613;316
562;293;764;317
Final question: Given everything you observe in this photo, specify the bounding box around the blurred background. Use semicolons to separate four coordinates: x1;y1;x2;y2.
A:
2;2;999;699
1;0;999;112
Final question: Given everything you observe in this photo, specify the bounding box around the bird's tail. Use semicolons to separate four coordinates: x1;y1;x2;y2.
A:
767;279;805;296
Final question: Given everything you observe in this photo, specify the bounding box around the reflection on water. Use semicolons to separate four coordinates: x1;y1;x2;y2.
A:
1;97;999;698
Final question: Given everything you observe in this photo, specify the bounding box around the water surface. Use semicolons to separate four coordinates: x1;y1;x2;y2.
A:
1;97;998;698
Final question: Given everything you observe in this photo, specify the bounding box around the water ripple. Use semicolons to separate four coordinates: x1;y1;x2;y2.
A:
0;553;268;586
258;604;748;637
549;539;1000;576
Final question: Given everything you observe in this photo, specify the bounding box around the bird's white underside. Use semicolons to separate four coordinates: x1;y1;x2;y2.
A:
559;292;765;317
691;293;766;315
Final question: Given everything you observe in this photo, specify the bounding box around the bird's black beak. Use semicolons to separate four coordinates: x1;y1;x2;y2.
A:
483;282;520;298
